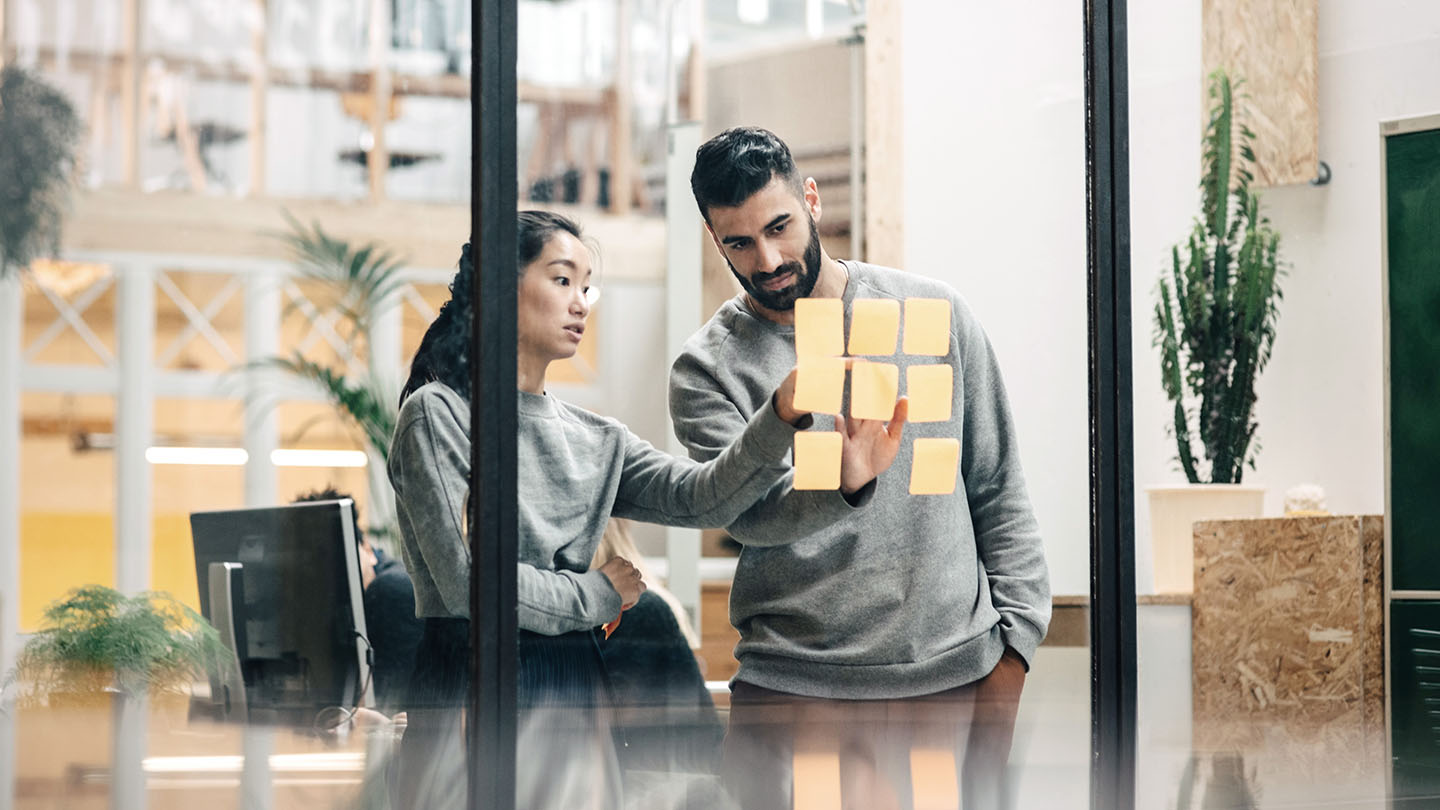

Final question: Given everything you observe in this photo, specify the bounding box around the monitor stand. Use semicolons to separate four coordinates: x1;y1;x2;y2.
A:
206;561;249;723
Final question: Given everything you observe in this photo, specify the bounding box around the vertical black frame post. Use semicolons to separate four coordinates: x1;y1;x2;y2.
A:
469;0;518;808
1085;0;1137;808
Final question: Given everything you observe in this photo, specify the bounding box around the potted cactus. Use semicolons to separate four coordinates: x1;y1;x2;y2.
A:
1148;69;1284;593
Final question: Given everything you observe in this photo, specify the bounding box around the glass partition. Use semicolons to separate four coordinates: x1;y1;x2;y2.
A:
2;0;469;806
447;1;1095;807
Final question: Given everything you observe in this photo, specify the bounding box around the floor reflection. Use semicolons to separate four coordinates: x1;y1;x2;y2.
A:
7;642;1404;809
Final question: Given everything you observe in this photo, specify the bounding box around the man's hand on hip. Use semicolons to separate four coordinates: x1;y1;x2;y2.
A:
975;645;1027;705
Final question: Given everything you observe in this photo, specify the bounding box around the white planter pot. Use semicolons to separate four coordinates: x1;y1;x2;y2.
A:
1147;484;1265;594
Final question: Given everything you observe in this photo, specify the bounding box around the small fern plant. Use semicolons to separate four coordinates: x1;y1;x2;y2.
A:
1154;69;1284;484
5;586;228;703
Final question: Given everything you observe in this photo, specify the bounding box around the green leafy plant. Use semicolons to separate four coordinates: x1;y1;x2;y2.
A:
0;64;83;278
252;352;396;467
1154;69;1284;484
5;585;228;702
242;213;407;541
278;210;408;345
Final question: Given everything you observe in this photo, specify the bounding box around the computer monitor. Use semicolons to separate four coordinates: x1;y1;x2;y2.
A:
190;499;374;725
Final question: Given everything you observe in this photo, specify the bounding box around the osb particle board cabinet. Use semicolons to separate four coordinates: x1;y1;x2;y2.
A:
1191;515;1385;798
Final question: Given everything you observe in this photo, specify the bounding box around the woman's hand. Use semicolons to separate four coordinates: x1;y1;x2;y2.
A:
771;366;806;425
770;360;855;424
598;556;646;610
836;397;908;495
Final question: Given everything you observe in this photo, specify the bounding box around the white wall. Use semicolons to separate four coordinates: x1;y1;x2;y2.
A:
903;1;1440;595
902;4;1090;596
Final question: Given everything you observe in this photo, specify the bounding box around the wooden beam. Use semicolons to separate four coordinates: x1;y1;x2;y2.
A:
2;45;611;108
22;415;116;438
120;0;143;189
60;189;670;282
863;0;904;268
607;0;632;215
686;0;706;123
249;0;268;196
172;100;209;192
367;0;393;202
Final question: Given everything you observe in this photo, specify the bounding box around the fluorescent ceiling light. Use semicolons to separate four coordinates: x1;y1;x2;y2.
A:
271;449;369;468
806;0;823;38
143;752;365;774
145;447;249;466
144;447;368;468
737;0;768;24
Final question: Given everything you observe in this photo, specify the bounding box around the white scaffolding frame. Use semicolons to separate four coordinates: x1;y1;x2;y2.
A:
0;246;453;667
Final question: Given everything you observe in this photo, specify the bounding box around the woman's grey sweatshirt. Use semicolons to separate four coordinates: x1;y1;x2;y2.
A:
387;381;801;634
668;260;1051;700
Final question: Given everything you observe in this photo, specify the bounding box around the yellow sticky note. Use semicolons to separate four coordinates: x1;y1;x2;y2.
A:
793;432;842;490
848;361;900;421
847;298;900;355
903;298;952;356
793;357;846;415
905;364;953;423
910;747;960;810
910;437;960;495
795;298;844;359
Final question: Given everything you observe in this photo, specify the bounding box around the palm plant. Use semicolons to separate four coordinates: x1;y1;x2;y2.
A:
1154;69;1284;484
244;213;409;540
253;352;397;467
0;65;82;278
278;210;408;345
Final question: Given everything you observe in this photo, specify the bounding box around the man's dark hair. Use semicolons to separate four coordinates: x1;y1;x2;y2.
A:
292;485;363;546
690;127;803;222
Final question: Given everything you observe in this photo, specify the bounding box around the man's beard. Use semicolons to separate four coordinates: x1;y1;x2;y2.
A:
728;216;822;312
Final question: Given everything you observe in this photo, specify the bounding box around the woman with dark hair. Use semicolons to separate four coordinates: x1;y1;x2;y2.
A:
388;211;907;808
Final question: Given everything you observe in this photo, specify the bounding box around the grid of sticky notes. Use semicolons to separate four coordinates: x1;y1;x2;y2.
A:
792;297;960;495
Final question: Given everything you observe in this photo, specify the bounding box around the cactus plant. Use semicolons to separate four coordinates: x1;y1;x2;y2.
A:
1154;69;1284;484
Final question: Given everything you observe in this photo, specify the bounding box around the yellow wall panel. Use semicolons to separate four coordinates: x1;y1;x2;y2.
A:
20;514;205;631
20;514;115;631
151;514;201;613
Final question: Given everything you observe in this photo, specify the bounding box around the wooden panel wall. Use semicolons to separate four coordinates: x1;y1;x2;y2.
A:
865;0;904;266
1202;0;1319;187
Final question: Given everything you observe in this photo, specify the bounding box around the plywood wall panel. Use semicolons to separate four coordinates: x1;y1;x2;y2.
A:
1202;0;1319;187
1192;515;1386;797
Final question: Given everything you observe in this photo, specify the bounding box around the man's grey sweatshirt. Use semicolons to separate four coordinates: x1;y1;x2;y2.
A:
669;260;1051;700
387;382;800;635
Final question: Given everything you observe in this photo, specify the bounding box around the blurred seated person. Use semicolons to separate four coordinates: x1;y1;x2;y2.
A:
592;518;724;775
294;487;422;712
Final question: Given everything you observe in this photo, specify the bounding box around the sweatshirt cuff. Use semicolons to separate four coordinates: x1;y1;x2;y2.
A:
575;569;624;626
840;477;877;507
998;615;1045;670
745;397;805;461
